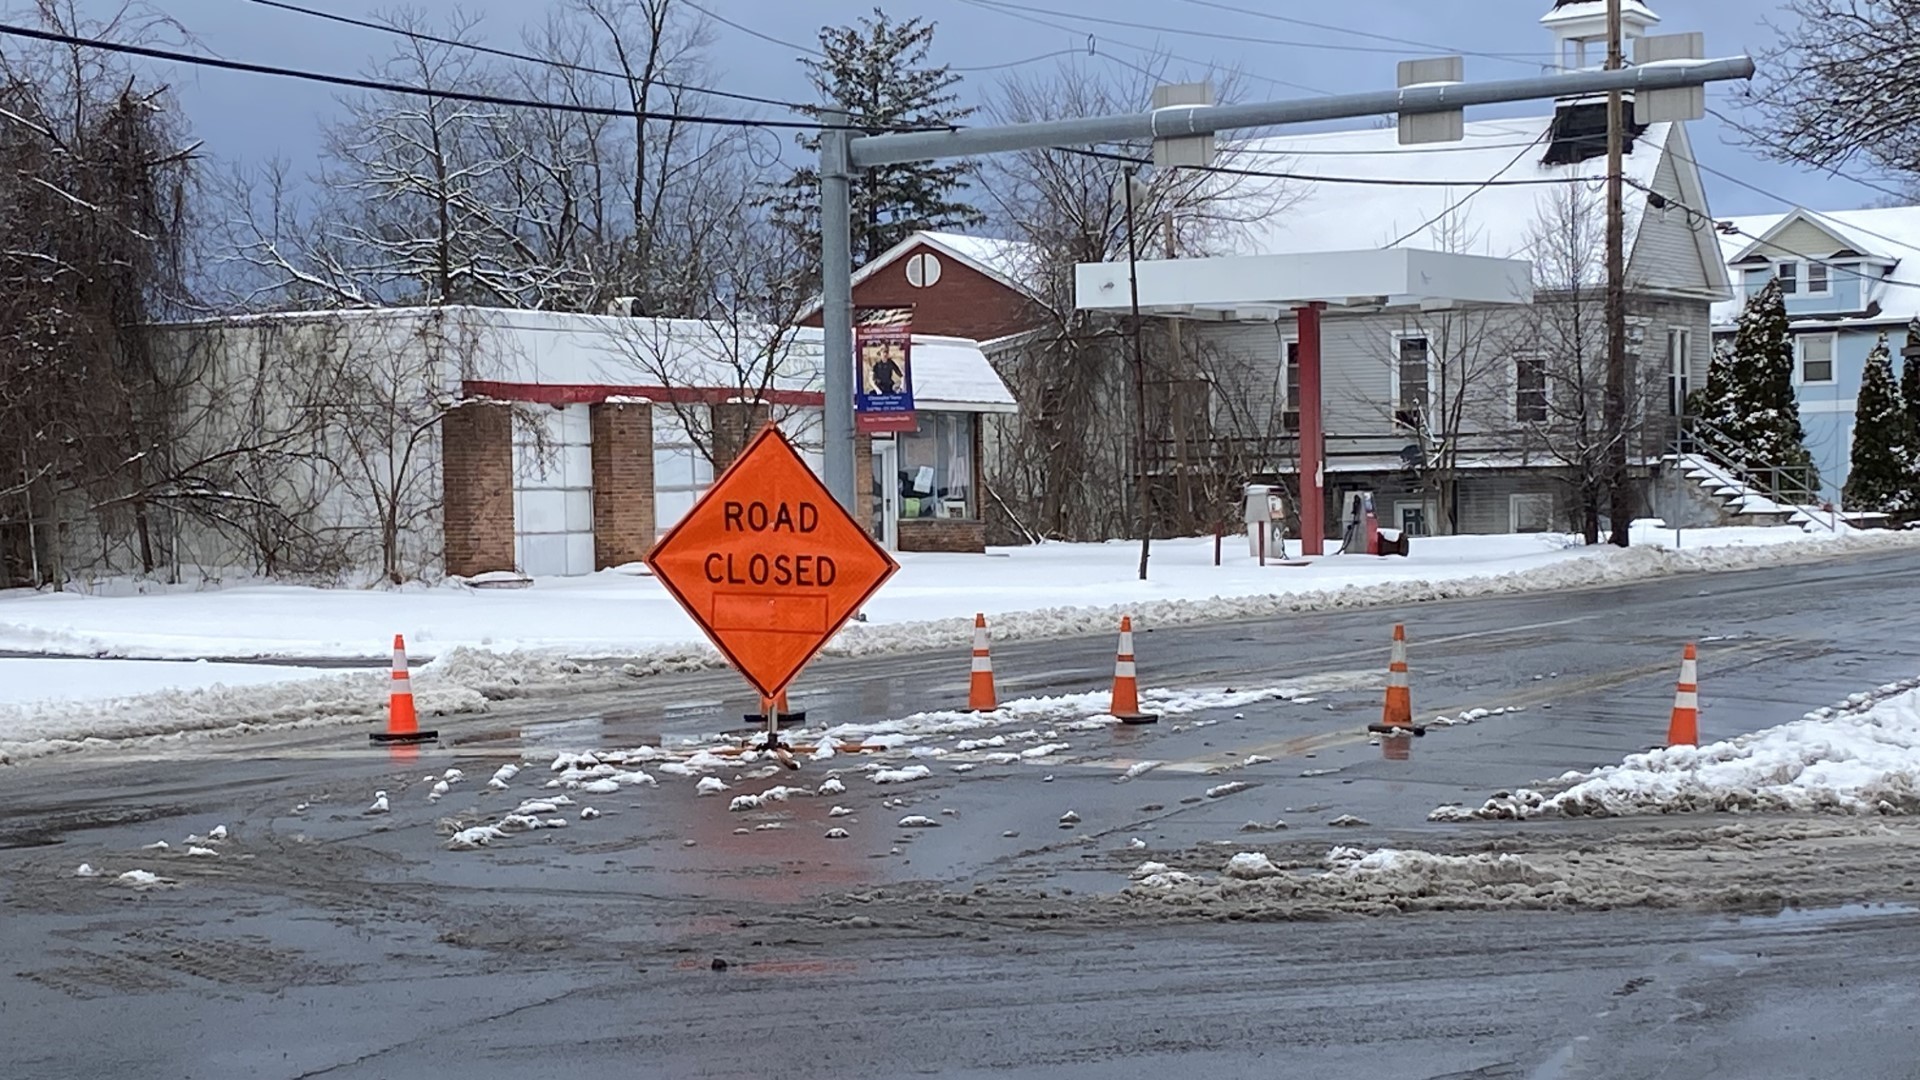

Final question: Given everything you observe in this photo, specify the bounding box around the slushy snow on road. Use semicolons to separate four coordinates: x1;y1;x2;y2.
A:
1432;679;1920;820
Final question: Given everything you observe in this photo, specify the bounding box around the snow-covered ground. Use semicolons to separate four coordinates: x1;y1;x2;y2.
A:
1433;677;1920;820
2;522;1908;665
1;522;1914;760
0;658;339;707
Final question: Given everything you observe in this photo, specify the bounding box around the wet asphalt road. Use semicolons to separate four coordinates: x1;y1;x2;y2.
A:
3;548;1920;1078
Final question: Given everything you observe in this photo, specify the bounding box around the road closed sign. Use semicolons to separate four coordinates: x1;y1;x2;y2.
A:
645;423;899;699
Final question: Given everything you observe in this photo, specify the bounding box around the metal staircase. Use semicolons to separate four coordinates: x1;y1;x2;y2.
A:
1663;417;1868;533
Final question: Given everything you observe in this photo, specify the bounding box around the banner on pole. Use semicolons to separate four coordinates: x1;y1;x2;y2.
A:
854;306;917;434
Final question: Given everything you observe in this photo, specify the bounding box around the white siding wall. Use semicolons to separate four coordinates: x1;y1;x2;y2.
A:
1628;149;1712;293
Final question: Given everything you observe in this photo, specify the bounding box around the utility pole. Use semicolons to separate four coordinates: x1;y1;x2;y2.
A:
1603;0;1631;547
1122;166;1151;581
818;106;857;513
1163;203;1193;532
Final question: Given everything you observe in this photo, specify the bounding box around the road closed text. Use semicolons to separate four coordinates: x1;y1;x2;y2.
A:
702;500;838;587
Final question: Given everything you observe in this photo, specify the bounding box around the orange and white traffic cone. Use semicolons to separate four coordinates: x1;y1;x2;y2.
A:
968;613;997;711
370;633;438;744
1110;616;1158;725
1368;624;1425;736
1667;643;1699;747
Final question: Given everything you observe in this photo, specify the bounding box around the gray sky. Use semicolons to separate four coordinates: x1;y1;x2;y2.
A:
88;0;1884;217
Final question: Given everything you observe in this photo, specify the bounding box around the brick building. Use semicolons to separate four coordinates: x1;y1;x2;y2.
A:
146;306;1015;581
801;231;1043;342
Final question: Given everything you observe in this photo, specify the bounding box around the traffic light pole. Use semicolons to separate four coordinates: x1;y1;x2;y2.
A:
815;56;1755;516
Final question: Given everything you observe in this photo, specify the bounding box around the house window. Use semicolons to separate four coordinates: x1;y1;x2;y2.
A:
1395;501;1432;538
904;251;943;288
895;412;975;519
1667;327;1692;415
1806;261;1829;296
1777;261;1799;295
1281;339;1301;433
1510;493;1554;533
1798;334;1835;385
1395;334;1429;429
1742;266;1769;293
1515;355;1548;423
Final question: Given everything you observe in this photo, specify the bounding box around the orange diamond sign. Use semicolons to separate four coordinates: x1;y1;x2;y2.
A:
645;424;899;699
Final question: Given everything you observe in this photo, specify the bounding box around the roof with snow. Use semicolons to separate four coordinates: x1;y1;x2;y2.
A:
1214;115;1683;269
841;229;1042;300
158;305;1017;412
1712;206;1920;328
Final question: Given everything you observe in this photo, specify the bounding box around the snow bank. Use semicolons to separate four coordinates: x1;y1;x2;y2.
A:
1432;677;1920;821
2;525;1913;758
3;527;1910;668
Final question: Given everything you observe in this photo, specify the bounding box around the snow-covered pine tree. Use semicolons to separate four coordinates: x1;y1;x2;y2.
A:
1843;333;1917;515
1901;316;1920;429
1706;277;1818;489
772;10;983;271
1686;336;1739;440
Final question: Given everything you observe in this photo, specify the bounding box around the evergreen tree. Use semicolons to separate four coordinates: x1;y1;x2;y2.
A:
1842;333;1917;514
1699;278;1818;488
772;9;983;271
1901;316;1920;428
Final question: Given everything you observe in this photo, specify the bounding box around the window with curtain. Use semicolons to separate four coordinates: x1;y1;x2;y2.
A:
895;412;975;520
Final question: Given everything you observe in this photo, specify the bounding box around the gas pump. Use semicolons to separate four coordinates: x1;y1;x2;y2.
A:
1244;484;1289;564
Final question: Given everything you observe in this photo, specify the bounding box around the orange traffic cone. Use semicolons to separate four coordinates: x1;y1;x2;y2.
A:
968;613;997;711
1667;643;1699;747
370;633;438;744
1110;616;1158;725
1368;624;1425;736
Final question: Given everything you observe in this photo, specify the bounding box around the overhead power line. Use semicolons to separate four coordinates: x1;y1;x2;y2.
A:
951;0;1331;97
243;0;813;112
1168;0;1545;69
962;0;1551;59
1060;143;1589;190
0;21;942;133
1623;175;1920;297
1383;129;1553;248
678;0;823;58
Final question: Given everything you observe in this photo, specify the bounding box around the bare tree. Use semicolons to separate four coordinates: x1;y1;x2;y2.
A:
1504;183;1669;542
978;58;1292;541
1351;307;1518;536
0;0;200;586
1745;0;1920;188
593;206;814;469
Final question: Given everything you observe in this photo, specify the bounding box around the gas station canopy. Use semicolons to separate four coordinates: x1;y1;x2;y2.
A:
1074;248;1533;319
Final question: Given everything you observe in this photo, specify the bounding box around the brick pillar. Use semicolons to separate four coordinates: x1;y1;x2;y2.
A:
590;401;655;569
854;434;874;535
710;402;772;468
441;403;515;577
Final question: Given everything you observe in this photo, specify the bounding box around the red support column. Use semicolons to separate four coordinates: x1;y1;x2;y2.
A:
1295;302;1327;557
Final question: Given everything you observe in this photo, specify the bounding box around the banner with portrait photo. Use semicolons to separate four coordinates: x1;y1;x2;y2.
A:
854;306;917;434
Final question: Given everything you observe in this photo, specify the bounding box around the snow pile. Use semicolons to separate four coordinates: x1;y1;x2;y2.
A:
115;869;174;889
1222;852;1283;880
871;765;932;785
1432;678;1920;820
1323;845;1557;888
728;785;811;812
444;811;572;850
